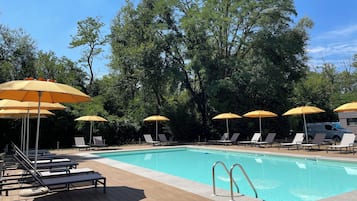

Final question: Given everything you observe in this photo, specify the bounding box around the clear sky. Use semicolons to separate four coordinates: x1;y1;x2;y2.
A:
1;0;357;77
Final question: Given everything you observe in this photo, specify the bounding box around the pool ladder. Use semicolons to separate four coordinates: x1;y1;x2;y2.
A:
212;161;258;201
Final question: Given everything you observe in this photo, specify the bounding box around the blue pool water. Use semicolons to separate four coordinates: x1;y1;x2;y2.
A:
96;147;357;201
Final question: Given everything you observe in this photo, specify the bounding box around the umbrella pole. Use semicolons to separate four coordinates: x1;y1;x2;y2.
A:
259;117;262;142
303;113;308;143
21;117;24;152
26;111;30;156
156;121;158;141
226;119;229;137
34;91;42;170
89;121;93;147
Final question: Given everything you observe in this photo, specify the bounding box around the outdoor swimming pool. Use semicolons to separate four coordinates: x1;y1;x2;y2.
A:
95;147;357;201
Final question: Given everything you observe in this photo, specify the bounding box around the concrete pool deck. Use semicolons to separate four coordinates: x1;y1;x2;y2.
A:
3;143;357;201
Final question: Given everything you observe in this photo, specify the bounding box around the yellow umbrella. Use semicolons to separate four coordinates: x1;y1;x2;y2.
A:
0;99;66;154
0;109;54;116
212;112;242;136
334;102;357;112
0;99;66;110
0;78;90;169
75;115;108;146
143;115;170;141
0;109;54;154
243;110;278;135
283;106;325;143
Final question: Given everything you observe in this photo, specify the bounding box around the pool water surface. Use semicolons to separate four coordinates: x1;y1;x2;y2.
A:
96;147;357;201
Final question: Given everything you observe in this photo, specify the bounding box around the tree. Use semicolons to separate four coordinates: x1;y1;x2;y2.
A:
70;17;107;88
108;0;311;139
0;25;37;81
35;50;87;89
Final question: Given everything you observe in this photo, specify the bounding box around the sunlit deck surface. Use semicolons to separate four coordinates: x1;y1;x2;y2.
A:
3;143;357;201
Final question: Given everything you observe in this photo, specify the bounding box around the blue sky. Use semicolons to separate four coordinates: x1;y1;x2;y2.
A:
1;0;357;78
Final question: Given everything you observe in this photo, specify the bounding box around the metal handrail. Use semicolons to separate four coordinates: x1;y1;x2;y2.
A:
230;163;258;199
212;161;239;196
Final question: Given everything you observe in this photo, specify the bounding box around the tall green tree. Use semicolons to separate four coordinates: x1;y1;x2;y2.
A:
70;17;107;88
109;0;311;139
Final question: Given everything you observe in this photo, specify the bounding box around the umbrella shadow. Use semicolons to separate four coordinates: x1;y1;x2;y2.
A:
34;186;146;201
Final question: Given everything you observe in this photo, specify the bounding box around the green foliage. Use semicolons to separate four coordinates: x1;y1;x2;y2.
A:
0;25;37;81
70;16;108;87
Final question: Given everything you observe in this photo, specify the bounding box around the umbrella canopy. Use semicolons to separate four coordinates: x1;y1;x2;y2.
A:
0;109;54;116
75;115;108;146
243;110;278;135
0;78;90;169
283;106;325;143
0;99;66;110
143;115;170;141
334;102;357;112
0;79;90;103
212;112;242;136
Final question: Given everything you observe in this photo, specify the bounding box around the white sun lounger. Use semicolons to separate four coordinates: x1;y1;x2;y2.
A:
73;137;90;150
327;133;355;153
143;134;160;145
280;133;304;150
238;133;261;145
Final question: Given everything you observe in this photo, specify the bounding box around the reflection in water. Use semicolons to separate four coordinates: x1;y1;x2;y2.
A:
289;188;325;201
252;179;280;190
144;153;152;160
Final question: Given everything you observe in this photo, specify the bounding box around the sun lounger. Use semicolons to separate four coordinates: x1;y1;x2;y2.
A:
208;133;229;144
301;133;326;150
11;144;78;170
73;137;90;150
238;133;261;145
280;133;304;150
143;134;160;145
254;133;276;147
327;133;355;153
1;144;106;196
217;133;240;145
92;136;108;147
158;134;178;145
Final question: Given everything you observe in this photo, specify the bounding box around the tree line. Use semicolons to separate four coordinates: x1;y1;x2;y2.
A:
1;0;357;149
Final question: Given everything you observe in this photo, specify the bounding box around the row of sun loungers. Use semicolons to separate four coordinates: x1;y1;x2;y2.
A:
143;132;357;153
0;143;106;197
206;132;357;153
73;136;108;150
143;134;179;146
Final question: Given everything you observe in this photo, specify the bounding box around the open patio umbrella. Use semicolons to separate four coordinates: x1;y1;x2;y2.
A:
143;115;170;141
0;78;90;169
283;106;325;143
243;110;278;136
75;115;108;146
212;112;242;137
334;102;357;112
0;109;54;153
0;99;66;155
